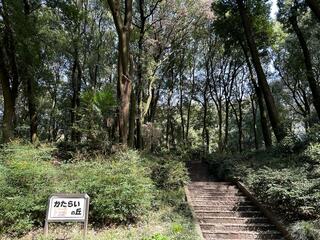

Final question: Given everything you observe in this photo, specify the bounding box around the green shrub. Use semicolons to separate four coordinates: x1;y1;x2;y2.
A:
0;145;155;236
0;143;57;236
291;221;320;240
306;124;320;143
274;133;303;155
207;153;236;180
148;155;189;190
304;143;320;165
248;167;319;219
59;151;154;224
146;155;189;206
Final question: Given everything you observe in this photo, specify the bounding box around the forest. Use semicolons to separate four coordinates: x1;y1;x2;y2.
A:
0;0;320;239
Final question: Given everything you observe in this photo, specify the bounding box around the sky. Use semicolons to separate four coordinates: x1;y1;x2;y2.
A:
270;0;279;19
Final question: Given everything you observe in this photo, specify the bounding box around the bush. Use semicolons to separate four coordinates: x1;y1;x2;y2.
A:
207;153;236;180
247;167;319;219
304;143;320;165
0;144;193;237
60;151;154;224
0;143;58;236
0;145;155;236
148;155;189;191
273;133;305;155
306;124;320;143
291;221;320;240
206;149;320;220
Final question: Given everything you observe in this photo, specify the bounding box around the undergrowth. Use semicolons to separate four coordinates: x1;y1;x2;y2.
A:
206;127;320;240
0;141;198;239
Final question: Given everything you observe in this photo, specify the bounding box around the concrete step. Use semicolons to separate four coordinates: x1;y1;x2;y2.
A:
200;223;277;232
198;217;270;224
187;181;284;239
188;183;236;188
191;192;245;197
193;205;258;211
202;231;283;239
192;199;251;207
188;186;239;191
192;196;248;201
190;181;234;186
192;201;252;207
194;210;262;218
192;189;242;195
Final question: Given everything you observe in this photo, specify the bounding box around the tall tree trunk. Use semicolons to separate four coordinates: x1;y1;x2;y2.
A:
239;41;272;148
107;0;133;146
0;1;20;142
231;100;243;153
238;100;243;153
136;0;146;149
179;70;185;142
70;57;82;142
49;77;58;142
23;0;39;143
306;0;320;22
203;77;210;155
217;100;223;153
223;100;230;151
250;95;259;150
186;61;196;142
128;86;136;148
26;74;38;143
236;0;286;142
148;82;161;123
289;10;320;120
166;70;174;150
0;54;16;142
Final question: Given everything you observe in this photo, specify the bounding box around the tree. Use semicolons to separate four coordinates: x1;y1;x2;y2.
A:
278;0;320;120
306;0;320;22
212;0;273;148
21;0;40;143
288;3;320;120
236;0;286;142
0;0;20;142
106;0;133;146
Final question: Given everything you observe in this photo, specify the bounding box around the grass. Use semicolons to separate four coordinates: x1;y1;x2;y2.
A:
1;206;199;240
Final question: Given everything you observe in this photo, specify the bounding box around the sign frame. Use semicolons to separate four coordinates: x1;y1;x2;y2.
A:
44;193;90;239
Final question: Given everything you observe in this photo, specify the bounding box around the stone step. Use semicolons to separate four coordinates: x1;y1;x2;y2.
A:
194;211;262;218
198;217;270;224
190;181;234;186
192;201;252;207
190;189;241;194
200;223;277;232
188;184;236;188
192;196;248;201
192;199;249;205
192;189;243;194
193;205;258;211
191;192;245;197
187;181;284;239
202;231;283;240
188;186;239;193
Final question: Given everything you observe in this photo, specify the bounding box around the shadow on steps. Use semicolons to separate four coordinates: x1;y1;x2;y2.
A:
187;160;215;182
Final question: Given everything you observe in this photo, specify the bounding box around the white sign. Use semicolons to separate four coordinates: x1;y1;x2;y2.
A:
48;197;86;221
45;194;90;238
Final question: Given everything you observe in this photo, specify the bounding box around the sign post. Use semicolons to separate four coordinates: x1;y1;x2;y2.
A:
44;194;90;239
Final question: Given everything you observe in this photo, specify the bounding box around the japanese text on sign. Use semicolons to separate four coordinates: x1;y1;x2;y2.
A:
48;197;86;221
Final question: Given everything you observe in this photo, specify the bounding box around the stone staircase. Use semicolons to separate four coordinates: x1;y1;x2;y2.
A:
187;181;285;240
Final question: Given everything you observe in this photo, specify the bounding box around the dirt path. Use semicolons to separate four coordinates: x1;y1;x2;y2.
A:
186;162;285;240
